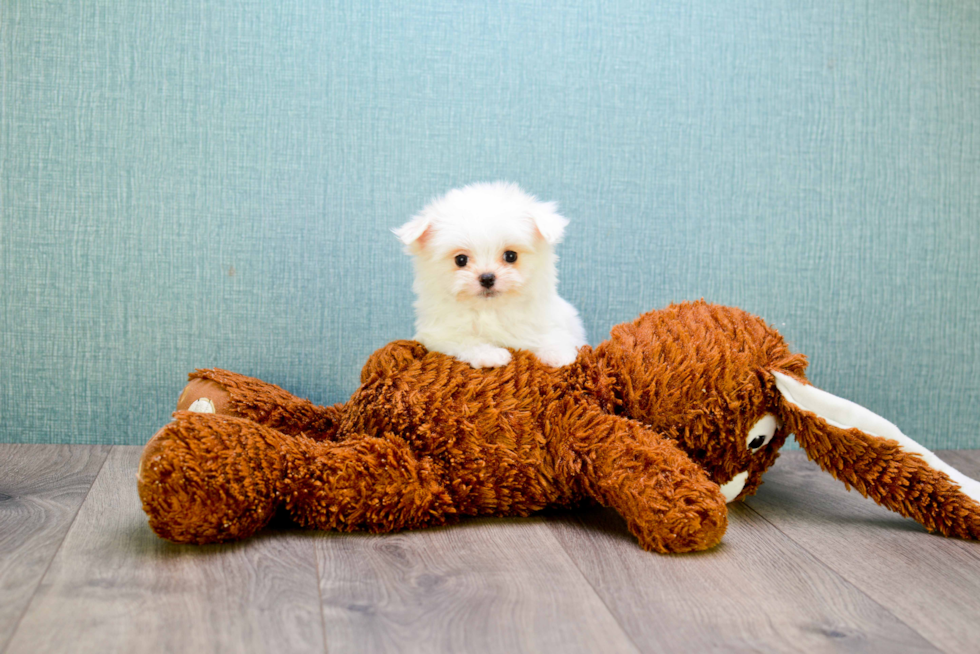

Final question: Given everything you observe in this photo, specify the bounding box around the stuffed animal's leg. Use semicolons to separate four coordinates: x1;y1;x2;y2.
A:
138;412;296;544
177;368;343;441
547;400;728;553
139;412;457;544
280;434;457;533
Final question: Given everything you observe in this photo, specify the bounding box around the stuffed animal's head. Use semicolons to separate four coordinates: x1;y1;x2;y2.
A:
595;301;807;502
595;301;980;539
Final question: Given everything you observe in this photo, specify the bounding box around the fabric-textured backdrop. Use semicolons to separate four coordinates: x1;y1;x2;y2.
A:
2;1;978;446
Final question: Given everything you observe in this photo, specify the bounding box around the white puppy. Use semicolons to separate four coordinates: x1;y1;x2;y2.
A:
394;182;587;368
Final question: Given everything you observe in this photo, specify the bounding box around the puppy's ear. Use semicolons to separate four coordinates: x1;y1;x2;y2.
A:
773;370;980;539
528;201;569;245
392;214;432;254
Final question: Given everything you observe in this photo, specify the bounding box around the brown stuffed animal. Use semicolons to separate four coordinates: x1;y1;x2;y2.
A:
137;301;980;553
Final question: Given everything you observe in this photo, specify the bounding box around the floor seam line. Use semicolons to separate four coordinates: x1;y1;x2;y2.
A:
313;536;330;654
540;514;644;654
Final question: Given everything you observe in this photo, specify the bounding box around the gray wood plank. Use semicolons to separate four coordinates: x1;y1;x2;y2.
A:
546;501;936;653
316;516;640;654
0;444;109;653
745;450;980;653
914;449;980;565
935;449;980;474
5;446;326;654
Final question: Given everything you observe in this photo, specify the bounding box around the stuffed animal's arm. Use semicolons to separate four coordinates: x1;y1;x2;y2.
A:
178;369;343;441
546;398;728;553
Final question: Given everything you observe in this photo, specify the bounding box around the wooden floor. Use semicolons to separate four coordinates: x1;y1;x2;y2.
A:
2;446;980;653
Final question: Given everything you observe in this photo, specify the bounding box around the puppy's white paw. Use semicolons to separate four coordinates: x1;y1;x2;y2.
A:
462;345;512;368
534;344;580;368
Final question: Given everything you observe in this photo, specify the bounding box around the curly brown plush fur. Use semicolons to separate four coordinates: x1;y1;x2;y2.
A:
138;301;980;552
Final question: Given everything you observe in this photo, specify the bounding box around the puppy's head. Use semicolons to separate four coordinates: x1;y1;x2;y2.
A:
394;182;567;302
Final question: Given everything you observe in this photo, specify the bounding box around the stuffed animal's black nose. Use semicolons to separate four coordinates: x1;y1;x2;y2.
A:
479;273;496;289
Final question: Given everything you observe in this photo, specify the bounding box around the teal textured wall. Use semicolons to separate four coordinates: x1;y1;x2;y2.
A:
2;1;979;446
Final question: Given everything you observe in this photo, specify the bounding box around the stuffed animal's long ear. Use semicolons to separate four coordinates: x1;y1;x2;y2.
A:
528;200;569;245
772;371;980;539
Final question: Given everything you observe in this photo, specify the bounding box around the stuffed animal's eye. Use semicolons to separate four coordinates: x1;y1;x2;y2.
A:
503;250;518;263
454;254;468;267
746;414;780;452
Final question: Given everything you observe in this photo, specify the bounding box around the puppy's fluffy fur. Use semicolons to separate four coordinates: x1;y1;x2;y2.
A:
394;182;587;368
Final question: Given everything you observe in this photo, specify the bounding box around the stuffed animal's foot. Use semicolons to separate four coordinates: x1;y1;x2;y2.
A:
138;412;294;544
177;377;234;415
626;481;728;554
180;369;343;441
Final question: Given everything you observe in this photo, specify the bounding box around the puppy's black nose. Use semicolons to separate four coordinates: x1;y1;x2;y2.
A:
479;273;496;289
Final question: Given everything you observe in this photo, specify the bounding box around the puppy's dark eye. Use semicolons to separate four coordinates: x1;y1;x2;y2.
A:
748;435;766;450
454;254;468;267
503;250;518;263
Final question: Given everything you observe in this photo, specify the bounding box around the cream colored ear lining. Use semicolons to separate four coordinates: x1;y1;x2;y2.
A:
772;371;980;505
